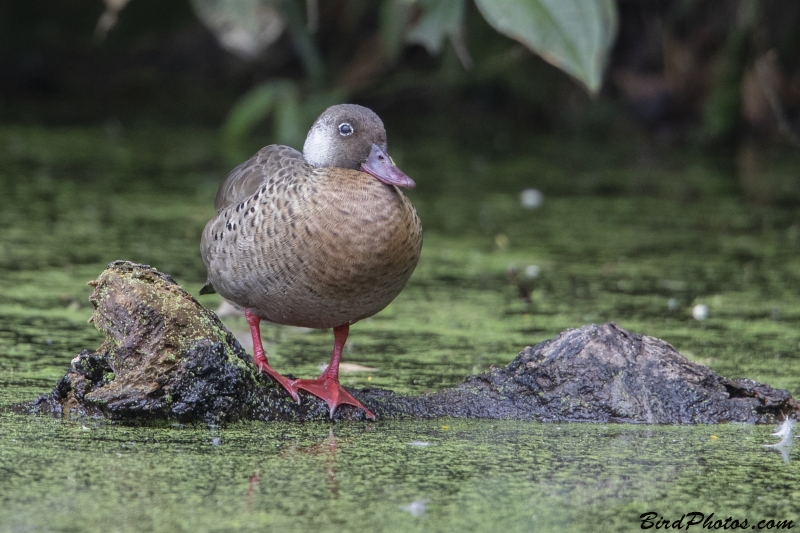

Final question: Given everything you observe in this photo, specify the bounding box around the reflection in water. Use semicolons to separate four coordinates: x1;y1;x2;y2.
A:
763;418;794;462
399;499;428;517
290;428;340;498
0;416;794;532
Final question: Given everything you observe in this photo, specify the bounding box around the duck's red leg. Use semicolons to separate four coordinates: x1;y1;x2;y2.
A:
293;324;376;420
245;309;300;402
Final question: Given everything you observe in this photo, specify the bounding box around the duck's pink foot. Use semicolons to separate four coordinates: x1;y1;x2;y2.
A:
255;358;300;402
245;308;300;402
294;377;376;420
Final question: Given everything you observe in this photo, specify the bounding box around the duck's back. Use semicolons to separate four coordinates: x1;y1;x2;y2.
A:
201;145;422;329
213;145;305;211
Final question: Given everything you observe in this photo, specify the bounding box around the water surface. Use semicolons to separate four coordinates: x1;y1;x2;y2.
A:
1;127;799;531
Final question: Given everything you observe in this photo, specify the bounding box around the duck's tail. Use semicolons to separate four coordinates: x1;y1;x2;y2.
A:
199;282;217;295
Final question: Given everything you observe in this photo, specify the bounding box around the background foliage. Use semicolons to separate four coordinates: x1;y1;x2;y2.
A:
1;0;800;182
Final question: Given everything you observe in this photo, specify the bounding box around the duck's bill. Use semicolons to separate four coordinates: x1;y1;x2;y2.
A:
360;144;416;189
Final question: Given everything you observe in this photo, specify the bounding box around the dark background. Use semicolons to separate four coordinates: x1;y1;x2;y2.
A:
0;0;800;206
4;0;800;148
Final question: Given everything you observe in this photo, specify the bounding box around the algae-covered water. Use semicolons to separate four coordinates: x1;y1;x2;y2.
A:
1;126;800;531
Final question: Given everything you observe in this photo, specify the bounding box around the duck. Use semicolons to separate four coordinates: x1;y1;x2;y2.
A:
200;104;422;419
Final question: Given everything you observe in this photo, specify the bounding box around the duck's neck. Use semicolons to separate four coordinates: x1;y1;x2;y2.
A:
302;126;334;168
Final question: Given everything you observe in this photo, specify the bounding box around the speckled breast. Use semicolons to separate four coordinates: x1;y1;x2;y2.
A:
201;169;422;329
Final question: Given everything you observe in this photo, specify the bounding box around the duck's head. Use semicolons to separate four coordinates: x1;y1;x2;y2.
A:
303;104;415;189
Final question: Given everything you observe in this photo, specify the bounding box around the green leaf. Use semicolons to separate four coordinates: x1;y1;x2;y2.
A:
283;0;325;86
221;80;291;161
407;0;466;54
474;0;618;94
222;82;278;146
189;0;286;58
380;0;414;60
274;87;304;148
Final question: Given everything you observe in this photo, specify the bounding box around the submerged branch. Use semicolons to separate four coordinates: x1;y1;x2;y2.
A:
27;262;799;424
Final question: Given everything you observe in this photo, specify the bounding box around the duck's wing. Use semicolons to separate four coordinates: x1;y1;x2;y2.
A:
213;144;306;211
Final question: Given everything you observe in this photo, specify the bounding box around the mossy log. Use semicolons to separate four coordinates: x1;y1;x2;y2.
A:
28;261;799;424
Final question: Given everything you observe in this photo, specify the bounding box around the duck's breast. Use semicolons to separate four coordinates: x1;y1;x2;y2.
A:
202;168;422;329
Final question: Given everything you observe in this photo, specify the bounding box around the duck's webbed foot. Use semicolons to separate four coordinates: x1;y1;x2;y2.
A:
294;377;375;420
295;323;375;419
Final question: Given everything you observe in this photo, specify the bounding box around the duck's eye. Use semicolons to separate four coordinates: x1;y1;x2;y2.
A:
338;123;353;136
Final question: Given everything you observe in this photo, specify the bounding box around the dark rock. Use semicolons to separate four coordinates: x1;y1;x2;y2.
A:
396;324;799;423
26;261;800;424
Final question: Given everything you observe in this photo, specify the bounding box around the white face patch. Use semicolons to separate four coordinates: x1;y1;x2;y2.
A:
302;124;334;168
